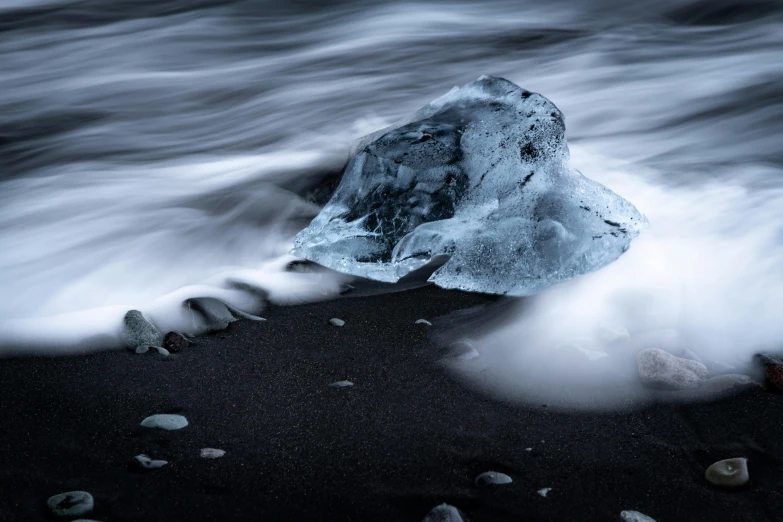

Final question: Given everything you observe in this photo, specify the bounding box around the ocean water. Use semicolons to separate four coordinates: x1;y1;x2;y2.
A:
0;0;781;383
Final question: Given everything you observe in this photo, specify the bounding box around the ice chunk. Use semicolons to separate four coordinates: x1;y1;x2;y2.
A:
293;76;646;295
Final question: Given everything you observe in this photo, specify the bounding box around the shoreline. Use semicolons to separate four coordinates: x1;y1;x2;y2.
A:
1;285;781;521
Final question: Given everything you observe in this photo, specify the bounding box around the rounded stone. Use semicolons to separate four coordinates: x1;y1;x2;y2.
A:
329;380;354;388
132;454;168;470
121;310;163;351
200;448;226;459
537;487;552;497
705;457;749;488
329;318;345;327
140;414;188;430
621;511;656;522
47;491;94;519
474;471;512;487
422;503;464;522
766;363;783;391
636;348;709;389
163;331;189;353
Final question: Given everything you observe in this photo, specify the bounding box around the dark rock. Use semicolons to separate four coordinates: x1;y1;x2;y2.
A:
47;491;94;518
163;331;189;353
766;363;783;391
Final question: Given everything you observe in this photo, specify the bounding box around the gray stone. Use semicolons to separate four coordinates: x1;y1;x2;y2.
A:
475;471;512;487
705;457;749;488
186;297;237;331
329;380;354;388
621;511;656;522
422;503;464;522
537;487;552;497
135;346;149;354
132;454;168;470
415;319;433;326
329;318;345;327
121;310;163;352
140;414;188;430
155;347;170;356
200;448;226;459
636;348;709;389
47;491;94;519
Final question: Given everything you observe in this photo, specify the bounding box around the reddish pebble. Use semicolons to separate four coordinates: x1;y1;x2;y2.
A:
766;363;783;391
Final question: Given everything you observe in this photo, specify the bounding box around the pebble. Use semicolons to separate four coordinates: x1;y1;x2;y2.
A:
200;448;226;459
766;363;783;391
474;471;512;487
186;297;237;331
636;348;709;389
122;310;163;352
415;319;433;326
47;491;94;518
705;457;749;488
537;487;551;497
422;503;464;522
525;447;533;452
621;510;656;522
140;414;189;430
135;346;149;354
329;380;354;388
329;318;345;327
163;331;189;353
132;454;168;470
155;347;170;356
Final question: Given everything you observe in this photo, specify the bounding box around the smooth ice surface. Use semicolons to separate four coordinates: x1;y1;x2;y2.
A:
293;76;646;295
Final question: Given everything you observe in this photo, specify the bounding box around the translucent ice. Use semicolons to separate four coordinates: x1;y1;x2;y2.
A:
292;76;646;295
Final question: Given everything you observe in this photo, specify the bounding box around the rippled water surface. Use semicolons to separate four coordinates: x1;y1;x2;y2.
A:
1;0;781;376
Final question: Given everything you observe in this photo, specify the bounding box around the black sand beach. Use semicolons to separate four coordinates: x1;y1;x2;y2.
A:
2;286;782;521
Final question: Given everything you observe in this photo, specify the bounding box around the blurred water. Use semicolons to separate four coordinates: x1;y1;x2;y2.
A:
0;0;781;364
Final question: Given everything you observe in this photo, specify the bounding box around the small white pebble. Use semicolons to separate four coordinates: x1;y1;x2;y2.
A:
200;448;226;459
329;318;345;327
155;347;170;356
621;510;656;522
415;319;432;326
329;380;354;388
537;488;552;497
525;447;533;452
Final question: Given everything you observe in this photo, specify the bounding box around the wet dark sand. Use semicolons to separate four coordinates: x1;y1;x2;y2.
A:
1;285;782;521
